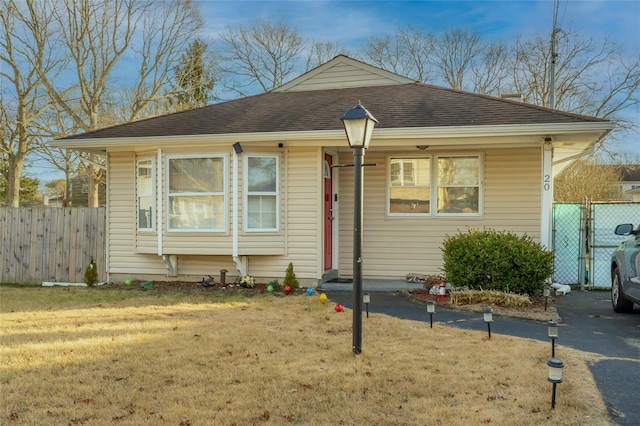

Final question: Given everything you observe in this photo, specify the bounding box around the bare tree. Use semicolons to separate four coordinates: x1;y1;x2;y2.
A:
431;28;482;90
218;21;305;96
305;40;346;71
0;0;66;207
554;158;622;202
471;41;510;95
29;0;202;207
361;26;434;82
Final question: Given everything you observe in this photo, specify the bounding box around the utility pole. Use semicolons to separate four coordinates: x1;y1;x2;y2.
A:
549;0;561;109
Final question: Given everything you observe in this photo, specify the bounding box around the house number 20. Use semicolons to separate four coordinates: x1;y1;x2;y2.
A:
543;174;551;191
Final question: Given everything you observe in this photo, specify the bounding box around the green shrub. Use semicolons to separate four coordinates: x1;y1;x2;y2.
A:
442;228;553;295
84;256;99;287
268;279;282;291
283;262;299;293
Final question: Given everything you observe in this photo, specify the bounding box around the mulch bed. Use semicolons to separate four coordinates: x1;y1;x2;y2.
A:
406;289;556;323
123;280;311;297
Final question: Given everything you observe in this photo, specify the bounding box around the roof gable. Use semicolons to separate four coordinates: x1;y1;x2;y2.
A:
274;55;415;92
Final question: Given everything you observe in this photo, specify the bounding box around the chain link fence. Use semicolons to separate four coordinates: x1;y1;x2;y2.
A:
552;201;640;289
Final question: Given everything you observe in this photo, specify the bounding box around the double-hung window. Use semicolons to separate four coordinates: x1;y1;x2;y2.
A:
245;155;279;232
389;157;431;215
437;156;480;215
137;158;155;231
167;156;227;231
388;155;481;217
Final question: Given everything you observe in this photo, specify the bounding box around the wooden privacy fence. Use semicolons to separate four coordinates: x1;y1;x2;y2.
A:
0;207;106;284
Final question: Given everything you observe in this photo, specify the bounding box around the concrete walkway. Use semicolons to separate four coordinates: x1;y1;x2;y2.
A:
321;286;640;426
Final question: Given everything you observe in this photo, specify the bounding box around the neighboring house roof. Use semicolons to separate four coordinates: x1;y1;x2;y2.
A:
619;165;640;182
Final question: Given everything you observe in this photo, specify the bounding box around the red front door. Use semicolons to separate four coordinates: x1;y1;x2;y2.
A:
323;154;333;270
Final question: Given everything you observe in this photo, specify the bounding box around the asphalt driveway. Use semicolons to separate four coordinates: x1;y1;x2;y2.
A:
324;289;640;425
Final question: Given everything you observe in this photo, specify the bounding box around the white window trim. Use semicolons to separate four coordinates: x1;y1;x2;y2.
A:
165;154;228;233
386;153;483;218
244;154;280;233
137;157;155;232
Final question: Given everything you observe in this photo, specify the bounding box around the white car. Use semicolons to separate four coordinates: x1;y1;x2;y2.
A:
611;223;640;313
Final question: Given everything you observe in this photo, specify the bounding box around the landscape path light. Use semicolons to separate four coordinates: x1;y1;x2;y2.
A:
363;293;371;318
340;102;378;355
548;319;559;357
547;358;564;409
543;286;551;311
483;307;493;339
426;300;436;328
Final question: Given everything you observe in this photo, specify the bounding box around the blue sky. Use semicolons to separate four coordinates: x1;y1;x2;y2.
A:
200;0;639;51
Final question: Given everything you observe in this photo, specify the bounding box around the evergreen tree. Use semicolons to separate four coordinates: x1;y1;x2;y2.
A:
283;262;299;293
173;39;216;110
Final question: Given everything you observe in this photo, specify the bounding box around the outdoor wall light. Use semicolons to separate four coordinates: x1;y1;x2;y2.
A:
483;307;493;339
547;358;564;409
426;300;436;328
233;142;243;154
548;319;559;357
543;286;551;311
340;102;378;355
363;293;371;318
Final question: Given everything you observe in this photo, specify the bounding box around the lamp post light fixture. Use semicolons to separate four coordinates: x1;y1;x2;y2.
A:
483;307;493;339
548;319;559;357
426;300;436;328
547;358;564;409
363;293;371;318
340;102;378;355
543;286;551;311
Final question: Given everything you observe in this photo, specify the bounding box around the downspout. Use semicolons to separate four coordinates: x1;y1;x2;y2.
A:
105;154;110;283
232;149;247;276
157;148;162;256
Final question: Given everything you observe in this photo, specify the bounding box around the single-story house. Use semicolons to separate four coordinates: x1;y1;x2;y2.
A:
615;165;640;202
53;55;614;285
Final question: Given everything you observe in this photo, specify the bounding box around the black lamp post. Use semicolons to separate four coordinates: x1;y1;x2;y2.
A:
340;102;378;355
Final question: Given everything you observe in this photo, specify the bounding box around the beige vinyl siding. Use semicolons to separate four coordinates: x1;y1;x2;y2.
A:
248;146;321;279
285;62;406;92
338;147;542;279
238;149;285;255
108;152;166;275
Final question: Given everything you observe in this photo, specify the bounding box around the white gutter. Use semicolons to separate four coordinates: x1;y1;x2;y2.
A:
232;149;246;276
51;122;615;150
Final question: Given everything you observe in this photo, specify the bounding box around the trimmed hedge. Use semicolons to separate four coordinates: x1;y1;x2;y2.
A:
442;228;553;296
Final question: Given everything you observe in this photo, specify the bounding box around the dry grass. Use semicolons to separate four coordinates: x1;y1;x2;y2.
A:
1;286;613;425
449;289;532;309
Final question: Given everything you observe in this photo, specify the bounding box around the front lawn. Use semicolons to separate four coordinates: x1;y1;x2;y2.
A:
0;286;612;425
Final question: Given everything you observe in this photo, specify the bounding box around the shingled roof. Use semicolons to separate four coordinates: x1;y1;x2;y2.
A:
59;82;608;141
